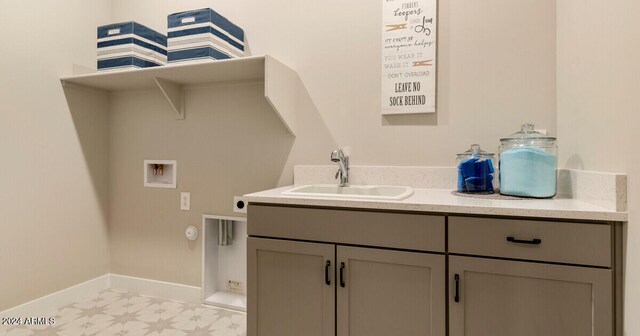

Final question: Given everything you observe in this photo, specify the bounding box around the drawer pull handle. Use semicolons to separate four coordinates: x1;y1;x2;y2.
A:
325;260;331;286
340;262;346;288
507;236;542;245
454;274;460;303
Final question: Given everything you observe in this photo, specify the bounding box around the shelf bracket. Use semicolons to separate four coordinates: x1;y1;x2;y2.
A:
264;56;298;136
154;77;184;120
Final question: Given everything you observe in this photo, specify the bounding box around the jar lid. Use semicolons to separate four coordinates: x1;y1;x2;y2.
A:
500;123;556;142
457;144;494;157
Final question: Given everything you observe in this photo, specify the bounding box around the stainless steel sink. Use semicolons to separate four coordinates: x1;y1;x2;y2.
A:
282;184;414;200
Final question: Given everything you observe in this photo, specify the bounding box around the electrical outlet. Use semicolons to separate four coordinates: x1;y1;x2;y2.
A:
228;280;244;295
181;192;191;210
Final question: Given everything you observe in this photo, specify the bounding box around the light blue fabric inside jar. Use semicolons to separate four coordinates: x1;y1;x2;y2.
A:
498;124;558;198
499;146;557;197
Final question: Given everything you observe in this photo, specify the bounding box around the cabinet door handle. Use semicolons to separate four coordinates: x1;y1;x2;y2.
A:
340;262;346;288
325;260;331;286
454;274;460;303
506;236;542;245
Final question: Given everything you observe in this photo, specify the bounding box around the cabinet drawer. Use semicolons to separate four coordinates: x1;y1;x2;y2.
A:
248;204;445;252
449;216;612;267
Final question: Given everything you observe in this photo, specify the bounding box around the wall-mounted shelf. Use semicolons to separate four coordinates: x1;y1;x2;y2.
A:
60;55;298;135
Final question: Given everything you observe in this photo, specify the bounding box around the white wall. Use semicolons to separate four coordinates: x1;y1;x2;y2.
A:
557;1;640;334
112;0;558;165
108;0;557;286
0;1;112;310
107;84;291;285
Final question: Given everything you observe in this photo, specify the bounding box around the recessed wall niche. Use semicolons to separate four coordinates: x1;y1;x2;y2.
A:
144;160;177;188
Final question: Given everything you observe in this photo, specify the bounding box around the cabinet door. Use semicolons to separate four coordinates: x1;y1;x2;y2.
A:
449;255;612;336
337;246;446;336
248;238;335;336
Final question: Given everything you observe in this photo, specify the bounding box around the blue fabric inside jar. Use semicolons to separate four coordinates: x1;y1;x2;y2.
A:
457;157;494;192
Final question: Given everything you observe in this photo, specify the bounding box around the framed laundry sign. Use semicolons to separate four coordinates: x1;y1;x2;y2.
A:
381;0;437;115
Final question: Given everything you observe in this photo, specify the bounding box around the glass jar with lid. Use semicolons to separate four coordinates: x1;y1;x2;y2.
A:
498;123;558;198
456;144;495;193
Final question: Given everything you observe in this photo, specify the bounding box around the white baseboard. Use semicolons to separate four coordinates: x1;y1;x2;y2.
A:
0;274;201;330
109;274;201;304
0;274;110;327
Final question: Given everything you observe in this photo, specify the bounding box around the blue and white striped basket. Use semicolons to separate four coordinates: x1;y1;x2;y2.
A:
167;8;244;63
97;22;167;71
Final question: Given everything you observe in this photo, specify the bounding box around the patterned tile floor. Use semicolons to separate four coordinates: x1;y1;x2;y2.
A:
1;289;246;336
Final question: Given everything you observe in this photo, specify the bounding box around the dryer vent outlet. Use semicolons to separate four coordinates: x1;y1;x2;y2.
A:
234;196;247;214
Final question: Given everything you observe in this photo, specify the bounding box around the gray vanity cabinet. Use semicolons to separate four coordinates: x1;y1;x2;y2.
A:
247;205;447;336
448;216;615;336
247;205;619;336
448;256;612;336
337;246;446;336
247;238;446;336
247;238;335;336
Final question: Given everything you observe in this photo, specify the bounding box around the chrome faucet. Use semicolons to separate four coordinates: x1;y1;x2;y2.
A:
331;148;349;187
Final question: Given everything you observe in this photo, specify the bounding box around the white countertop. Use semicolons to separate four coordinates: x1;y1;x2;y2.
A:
244;186;627;222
